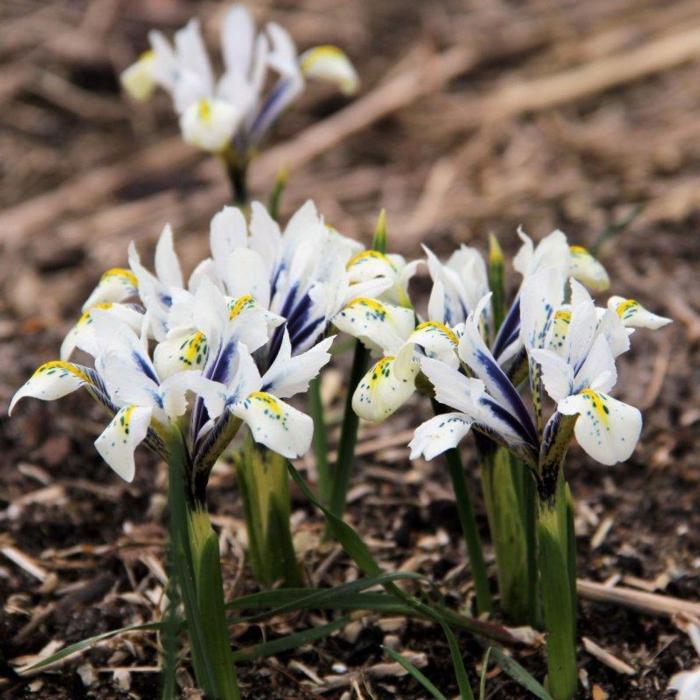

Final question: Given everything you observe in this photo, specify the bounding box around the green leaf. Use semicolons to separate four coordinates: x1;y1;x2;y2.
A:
383;646;447;700
489;647;554;700
226;571;424;621
440;621;475;700
231;617;350;662
16;621;162;674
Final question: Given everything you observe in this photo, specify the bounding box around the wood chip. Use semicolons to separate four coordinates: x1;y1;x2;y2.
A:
583;637;636;675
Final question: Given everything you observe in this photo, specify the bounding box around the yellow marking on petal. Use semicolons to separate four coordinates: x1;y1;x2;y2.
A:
569;245;589;256
197;99;212;122
101;268;138;287
228;294;255;320
77;302;114;326
615;298;639;320
346;250;395;271
178;331;208;367
118;405;138;436
414;321;459;346
34;361;90;383
247;392;284;417
367;356;394;387
580;389;610;426
551;309;572;349
346;297;388;315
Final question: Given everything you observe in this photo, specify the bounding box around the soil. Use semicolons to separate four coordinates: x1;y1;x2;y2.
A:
1;0;699;698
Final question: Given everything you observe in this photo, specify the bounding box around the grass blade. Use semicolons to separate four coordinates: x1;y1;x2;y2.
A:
231;617;350;662
383;647;448;700
441;621;476;700
479;647;492;700
488;647;554;700
16;622;162;674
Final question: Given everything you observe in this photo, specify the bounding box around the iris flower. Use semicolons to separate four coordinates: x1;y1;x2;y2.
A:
121;4;358;154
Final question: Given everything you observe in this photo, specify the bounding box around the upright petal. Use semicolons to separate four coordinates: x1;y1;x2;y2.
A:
352;343;419;422
409;412;473;460
10;361;92;414
460;295;538;444
262;331;334;399
95;405;153;482
300;45;359;95
210;206;248;281
519;266;565;352
513;227;570;278
558;390;641;465
174;19;214;95
608;296;672;329
221;4;256;74
232;391;312;458
155;224;184;288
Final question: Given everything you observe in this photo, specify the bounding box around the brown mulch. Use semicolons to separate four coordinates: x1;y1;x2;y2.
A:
1;0;699;698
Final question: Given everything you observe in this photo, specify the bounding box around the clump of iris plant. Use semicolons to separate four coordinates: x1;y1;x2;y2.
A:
330;228;670;699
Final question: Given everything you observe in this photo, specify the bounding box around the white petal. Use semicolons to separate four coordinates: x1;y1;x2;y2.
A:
514;227;570;278
558;390;641;465
569;245;609;292
333;298;415;354
419;356;485;414
232;391;312;459
573;334;617;395
82;268;138;311
265;22;300;78
221;247;271;308
95;405;152;482
249;201;282;274
300;45;359;95
408;321;460;368
10;361;92;414
174;19;214;95
595;308;631;358
262;331;334;399
221;4;255;73
530;349;574;403
409;412;473;460
179;98;240;152
352;344;419;422
61;303;143;361
519;266;566;351
121;52;157;101
155;224;183;288
556;279;597;369
608;296;672;330
153;329;208;379
210;206;248;280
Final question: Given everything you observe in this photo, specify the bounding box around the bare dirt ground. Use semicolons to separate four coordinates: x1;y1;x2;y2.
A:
1;0;699;697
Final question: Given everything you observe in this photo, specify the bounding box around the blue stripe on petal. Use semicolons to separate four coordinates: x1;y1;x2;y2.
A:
475;348;539;445
492;297;520;359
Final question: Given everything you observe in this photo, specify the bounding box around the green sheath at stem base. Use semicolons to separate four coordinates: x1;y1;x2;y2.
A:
537;472;577;700
236;438;301;588
166;430;240;700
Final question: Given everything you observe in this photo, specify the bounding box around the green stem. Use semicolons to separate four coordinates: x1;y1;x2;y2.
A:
522;468;540;627
443;442;492;615
165;430;240;700
327;340;370;523
309;376;331;503
220;147;249;207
